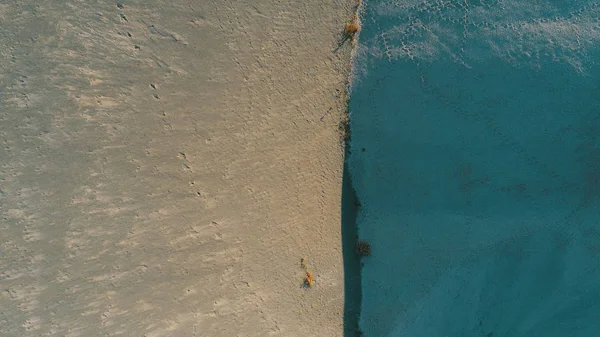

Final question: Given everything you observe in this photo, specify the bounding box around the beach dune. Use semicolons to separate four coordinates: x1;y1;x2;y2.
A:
0;1;354;336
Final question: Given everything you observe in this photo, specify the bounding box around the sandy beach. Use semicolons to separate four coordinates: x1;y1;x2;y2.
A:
0;1;355;336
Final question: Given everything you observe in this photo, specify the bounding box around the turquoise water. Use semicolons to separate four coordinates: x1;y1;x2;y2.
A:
347;1;600;336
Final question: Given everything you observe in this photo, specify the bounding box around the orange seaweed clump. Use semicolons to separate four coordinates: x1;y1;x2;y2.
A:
345;22;360;36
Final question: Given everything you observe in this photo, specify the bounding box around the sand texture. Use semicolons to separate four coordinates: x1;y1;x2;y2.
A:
0;1;354;336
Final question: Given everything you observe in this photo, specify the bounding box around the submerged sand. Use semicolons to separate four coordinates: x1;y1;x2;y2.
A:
0;1;354;336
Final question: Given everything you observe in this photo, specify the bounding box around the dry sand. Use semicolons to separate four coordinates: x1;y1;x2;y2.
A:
0;1;355;336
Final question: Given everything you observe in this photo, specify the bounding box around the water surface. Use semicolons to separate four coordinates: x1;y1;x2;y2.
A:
348;1;600;336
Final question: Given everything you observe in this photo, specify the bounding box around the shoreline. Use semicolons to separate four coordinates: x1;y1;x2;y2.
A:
341;160;363;337
340;1;364;335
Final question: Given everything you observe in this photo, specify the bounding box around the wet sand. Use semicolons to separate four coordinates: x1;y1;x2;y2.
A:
0;1;354;336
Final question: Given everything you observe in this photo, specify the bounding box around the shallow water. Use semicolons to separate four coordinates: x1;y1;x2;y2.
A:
348;1;600;336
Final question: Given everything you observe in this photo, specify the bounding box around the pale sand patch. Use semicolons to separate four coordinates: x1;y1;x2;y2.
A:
0;1;355;336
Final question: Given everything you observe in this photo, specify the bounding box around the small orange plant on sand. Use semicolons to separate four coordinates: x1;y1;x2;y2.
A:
303;270;315;288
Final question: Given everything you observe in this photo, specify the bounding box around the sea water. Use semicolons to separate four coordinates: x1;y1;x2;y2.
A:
347;1;600;336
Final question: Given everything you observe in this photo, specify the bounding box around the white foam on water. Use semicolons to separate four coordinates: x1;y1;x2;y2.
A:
353;0;600;76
